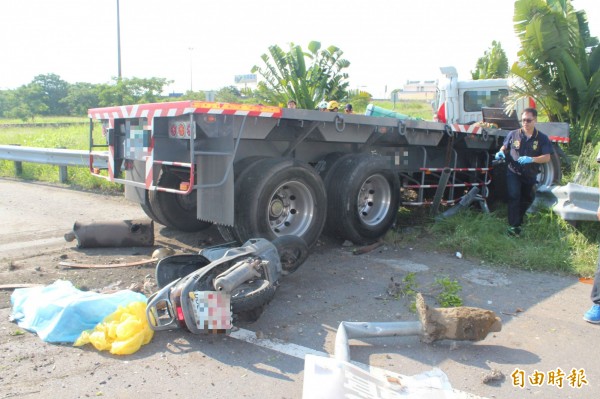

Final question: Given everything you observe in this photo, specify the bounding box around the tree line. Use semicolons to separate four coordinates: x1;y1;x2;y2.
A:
0;75;266;121
0;39;367;123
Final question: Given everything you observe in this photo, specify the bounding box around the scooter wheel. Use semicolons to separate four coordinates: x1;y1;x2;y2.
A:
272;235;309;275
231;279;276;313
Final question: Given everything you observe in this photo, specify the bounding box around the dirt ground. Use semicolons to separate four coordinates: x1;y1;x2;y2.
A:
1;179;599;399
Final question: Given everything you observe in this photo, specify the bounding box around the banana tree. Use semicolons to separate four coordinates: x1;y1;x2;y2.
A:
511;0;600;150
471;41;509;80
251;41;350;109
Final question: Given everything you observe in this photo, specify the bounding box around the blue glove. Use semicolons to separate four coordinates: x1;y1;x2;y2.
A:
517;156;533;165
494;151;505;160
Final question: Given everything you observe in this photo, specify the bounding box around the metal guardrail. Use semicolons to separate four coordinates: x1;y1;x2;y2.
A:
0;144;107;183
534;183;600;222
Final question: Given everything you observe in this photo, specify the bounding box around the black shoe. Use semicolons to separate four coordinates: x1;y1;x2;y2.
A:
507;226;521;237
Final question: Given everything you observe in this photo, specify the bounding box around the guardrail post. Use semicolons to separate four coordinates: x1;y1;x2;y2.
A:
57;147;68;183
10;144;23;176
58;165;68;183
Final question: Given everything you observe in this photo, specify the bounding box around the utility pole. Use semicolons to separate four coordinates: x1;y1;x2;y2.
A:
117;0;122;80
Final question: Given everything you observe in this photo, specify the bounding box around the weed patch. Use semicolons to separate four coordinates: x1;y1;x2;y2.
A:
426;206;598;277
434;277;463;307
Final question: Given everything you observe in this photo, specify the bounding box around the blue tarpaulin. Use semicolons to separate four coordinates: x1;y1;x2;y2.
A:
10;280;147;343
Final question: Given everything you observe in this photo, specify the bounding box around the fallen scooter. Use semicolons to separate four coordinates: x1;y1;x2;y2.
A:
146;236;308;333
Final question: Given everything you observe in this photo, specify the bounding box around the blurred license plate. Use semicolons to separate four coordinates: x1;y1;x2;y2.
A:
189;291;232;333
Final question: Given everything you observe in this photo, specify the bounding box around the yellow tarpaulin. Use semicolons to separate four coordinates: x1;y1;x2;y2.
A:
74;301;153;355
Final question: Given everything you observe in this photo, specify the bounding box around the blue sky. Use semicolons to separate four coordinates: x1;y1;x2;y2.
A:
1;0;599;98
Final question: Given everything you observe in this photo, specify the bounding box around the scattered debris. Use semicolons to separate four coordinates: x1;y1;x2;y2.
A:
501;308;524;317
59;258;157;269
154;239;198;254
99;281;123;293
198;237;214;247
387;274;418;300
455;252;462;259
353;240;384;255
341;240;354;247
385;375;403;387
127;283;144;293
152;247;176;260
0;283;44;290
482;368;505;384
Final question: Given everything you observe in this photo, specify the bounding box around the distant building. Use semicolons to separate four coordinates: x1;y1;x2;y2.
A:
394;80;437;101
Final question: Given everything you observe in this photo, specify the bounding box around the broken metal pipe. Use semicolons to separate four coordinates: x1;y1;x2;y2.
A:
334;293;502;362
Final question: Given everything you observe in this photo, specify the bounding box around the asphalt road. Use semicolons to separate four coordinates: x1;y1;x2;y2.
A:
0;178;598;399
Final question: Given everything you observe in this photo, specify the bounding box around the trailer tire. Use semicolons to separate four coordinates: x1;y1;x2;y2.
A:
318;152;351;236
317;152;346;182
325;154;400;245
140;189;168;226
149;171;212;232
234;158;327;248
217;156;272;244
537;152;561;188
216;225;238;243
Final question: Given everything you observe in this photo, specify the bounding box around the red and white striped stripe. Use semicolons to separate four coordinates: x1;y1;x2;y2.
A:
403;181;488;189
145;137;153;189
419;167;490;172
450;124;570;143
89;101;283;127
451;124;482;134
107;145;115;182
549;136;569;143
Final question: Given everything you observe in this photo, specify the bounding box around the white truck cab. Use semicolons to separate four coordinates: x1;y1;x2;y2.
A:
435;66;533;124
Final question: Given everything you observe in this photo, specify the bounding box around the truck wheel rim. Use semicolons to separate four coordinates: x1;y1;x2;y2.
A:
356;174;392;227
537;162;554;189
268;181;313;236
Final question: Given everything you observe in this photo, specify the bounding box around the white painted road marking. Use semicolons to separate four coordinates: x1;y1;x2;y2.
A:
230;328;486;399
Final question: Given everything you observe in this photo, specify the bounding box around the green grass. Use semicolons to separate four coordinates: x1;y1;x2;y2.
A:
0;116;88;124
0;122;121;192
426;206;599;278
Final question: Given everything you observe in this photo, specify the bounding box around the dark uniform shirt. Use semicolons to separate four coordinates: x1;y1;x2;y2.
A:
502;128;553;184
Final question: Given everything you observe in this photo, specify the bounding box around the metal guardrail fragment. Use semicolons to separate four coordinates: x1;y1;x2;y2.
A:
534;183;599;221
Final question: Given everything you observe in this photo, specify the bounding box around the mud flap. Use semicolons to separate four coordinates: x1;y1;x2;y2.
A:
196;152;234;226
